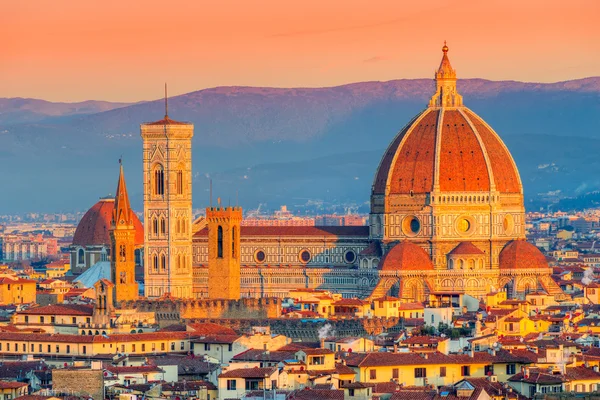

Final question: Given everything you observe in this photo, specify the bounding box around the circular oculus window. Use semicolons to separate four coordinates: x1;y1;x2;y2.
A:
402;215;421;236
299;250;311;263
254;250;266;263
503;214;515;235
344;250;357;264
456;216;475;235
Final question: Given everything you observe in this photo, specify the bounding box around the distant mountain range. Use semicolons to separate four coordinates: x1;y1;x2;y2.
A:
1;77;599;214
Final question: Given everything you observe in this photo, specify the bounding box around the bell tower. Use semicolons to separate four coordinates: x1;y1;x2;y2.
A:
110;163;139;303
207;202;242;300
141;89;194;299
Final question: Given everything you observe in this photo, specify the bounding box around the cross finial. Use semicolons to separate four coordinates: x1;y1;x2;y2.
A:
118;156;122;165
164;83;168;118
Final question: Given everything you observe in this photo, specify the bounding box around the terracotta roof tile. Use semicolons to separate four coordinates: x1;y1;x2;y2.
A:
499;240;548;269
380;241;433;271
448;242;485;256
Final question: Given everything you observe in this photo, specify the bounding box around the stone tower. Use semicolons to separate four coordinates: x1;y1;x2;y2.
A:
140;98;194;299
110;164;139;303
207;204;242;300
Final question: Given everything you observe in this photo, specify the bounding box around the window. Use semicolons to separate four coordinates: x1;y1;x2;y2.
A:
83;346;86;355
161;343;165;351
228;344;233;352
154;164;165;195
484;365;493;375
153;255;159;272
392;368;399;379
55;345;59;353
227;380;237;391
414;368;427;378
369;370;376;380
142;344;146;352
440;366;446;377
119;244;126;262
171;342;175;351
78;248;85;264
39;344;42;352
66;345;70;354
51;316;55;323
153;218;159;236
72;317;76;324
132;344;136;352
232;226;237;258
461;366;470;376
24;316;28;323
217;226;223;258
180;342;185;350
506;364;516;375
40;317;44;323
160;217;166;235
160;254;166;272
176;170;183;195
348;389;355;397
47;345;51;353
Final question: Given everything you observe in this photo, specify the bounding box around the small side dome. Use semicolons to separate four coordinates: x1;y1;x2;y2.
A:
448;242;485;256
499;240;548;270
380;241;434;271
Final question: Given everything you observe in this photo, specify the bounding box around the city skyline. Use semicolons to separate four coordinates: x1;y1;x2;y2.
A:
2;0;599;102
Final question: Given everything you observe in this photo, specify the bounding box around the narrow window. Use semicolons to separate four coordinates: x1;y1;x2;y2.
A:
232;226;237;258
160;254;166;272
153;218;158;236
176;170;183;195
160;217;166;235
217;226;223;258
154;164;165;195
119;245;126;262
78;248;85;264
153;255;159;272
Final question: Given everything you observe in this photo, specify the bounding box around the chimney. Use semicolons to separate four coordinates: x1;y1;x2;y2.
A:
469;347;474;358
393;344;398;353
320;338;325;349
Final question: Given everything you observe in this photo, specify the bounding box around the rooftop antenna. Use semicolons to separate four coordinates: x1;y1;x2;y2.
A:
164;83;168;118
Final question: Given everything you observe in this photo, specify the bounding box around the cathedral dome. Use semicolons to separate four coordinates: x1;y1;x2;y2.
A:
380;241;434;271
499;240;548;270
372;45;522;198
73;197;144;247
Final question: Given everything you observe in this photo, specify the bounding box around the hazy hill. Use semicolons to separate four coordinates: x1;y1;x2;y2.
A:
0;77;599;213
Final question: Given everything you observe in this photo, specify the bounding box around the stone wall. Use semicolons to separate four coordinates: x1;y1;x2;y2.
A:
186;317;403;340
52;369;104;400
123;297;282;325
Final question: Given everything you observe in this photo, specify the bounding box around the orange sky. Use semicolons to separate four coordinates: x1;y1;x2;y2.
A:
2;0;599;102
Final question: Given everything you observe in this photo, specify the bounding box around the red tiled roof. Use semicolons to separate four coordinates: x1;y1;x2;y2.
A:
0;277;36;284
0;381;28;389
19;304;94;316
564;366;600;381
107;365;164;374
290;388;344;400
499;240;548;270
298;348;335;356
372;107;522;196
380;241;433;271
219;367;276;379
186;322;237;335
72;198;143;246
448;242;485;256
194;225;368;238
143;116;190;126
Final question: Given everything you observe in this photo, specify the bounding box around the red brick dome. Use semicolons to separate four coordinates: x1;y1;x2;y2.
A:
499;240;548;270
372;108;522;197
73;197;143;246
372;45;522;200
380;241;434;271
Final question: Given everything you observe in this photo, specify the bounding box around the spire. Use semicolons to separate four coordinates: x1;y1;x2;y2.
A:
113;161;133;228
164;83;169;118
429;42;463;108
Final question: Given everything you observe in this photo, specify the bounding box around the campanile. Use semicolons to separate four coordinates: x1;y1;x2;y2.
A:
140;95;194;298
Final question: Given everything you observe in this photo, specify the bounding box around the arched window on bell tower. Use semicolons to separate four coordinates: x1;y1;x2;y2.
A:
153;255;159;273
153;164;165;196
232;226;237;259
152;218;158;236
217;226;223;258
176;170;183;195
160;217;166;236
160;254;166;272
